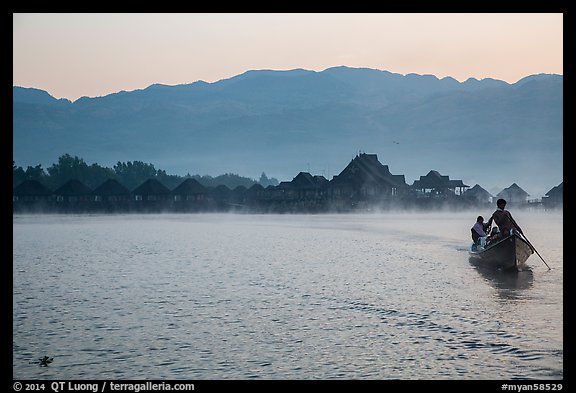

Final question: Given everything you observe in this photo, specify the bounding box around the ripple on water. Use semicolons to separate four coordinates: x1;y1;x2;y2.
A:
13;213;563;379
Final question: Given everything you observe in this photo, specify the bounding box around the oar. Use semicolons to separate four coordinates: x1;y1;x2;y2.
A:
519;231;551;270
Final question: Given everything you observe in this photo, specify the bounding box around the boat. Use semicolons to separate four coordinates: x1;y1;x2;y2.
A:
468;232;534;271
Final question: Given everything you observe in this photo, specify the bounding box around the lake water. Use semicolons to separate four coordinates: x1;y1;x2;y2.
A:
13;211;563;380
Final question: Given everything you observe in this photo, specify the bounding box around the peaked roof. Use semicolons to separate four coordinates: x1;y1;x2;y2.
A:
209;185;232;196
132;178;171;195
93;179;130;195
280;172;328;190
545;182;563;197
331;153;407;188
497;183;529;198
54;179;92;195
246;183;265;194
412;170;469;189
462;184;493;198
13;179;52;196
231;186;247;196
172;178;207;194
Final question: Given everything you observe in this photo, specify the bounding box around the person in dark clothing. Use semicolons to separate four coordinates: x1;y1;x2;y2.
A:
486;198;523;237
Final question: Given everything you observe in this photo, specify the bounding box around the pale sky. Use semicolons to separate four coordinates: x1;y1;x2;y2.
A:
13;13;563;102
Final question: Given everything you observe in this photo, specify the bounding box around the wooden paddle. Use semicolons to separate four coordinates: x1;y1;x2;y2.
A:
519;231;551;270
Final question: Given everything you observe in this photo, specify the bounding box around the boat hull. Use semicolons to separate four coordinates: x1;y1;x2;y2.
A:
469;233;533;271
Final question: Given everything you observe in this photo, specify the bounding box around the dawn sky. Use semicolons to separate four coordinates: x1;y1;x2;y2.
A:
13;13;563;102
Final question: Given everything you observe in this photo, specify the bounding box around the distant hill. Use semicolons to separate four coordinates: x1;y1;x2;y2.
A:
12;86;72;106
13;66;563;198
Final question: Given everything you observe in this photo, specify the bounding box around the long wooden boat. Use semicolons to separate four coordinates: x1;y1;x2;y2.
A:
469;232;533;271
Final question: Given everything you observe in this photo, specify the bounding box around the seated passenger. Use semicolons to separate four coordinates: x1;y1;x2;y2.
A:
486;227;501;245
471;216;489;250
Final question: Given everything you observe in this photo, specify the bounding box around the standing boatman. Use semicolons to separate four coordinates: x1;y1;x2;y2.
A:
486;198;523;237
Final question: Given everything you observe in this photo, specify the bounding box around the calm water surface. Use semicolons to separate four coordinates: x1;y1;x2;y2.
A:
13;211;563;380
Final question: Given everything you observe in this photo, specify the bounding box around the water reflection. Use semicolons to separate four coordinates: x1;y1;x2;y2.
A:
469;258;534;299
13;213;562;380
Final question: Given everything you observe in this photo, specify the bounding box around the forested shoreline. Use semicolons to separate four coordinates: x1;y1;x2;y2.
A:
13;154;279;191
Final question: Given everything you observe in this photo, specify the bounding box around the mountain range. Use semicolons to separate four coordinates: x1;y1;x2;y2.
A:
13;66;563;198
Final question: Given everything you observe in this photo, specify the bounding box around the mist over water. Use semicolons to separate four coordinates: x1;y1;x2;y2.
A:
13;211;562;380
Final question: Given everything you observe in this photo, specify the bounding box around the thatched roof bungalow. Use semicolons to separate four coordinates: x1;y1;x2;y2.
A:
132;179;171;201
171;178;208;201
277;172;328;200
329;153;407;200
171;178;210;211
54;179;93;203
92;179;131;202
542;182;562;209
412;170;469;196
246;183;266;200
13;180;52;202
496;183;529;205
230;185;247;205
462;184;493;204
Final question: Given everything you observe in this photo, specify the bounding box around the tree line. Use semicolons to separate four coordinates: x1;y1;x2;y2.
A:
13;154;279;191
